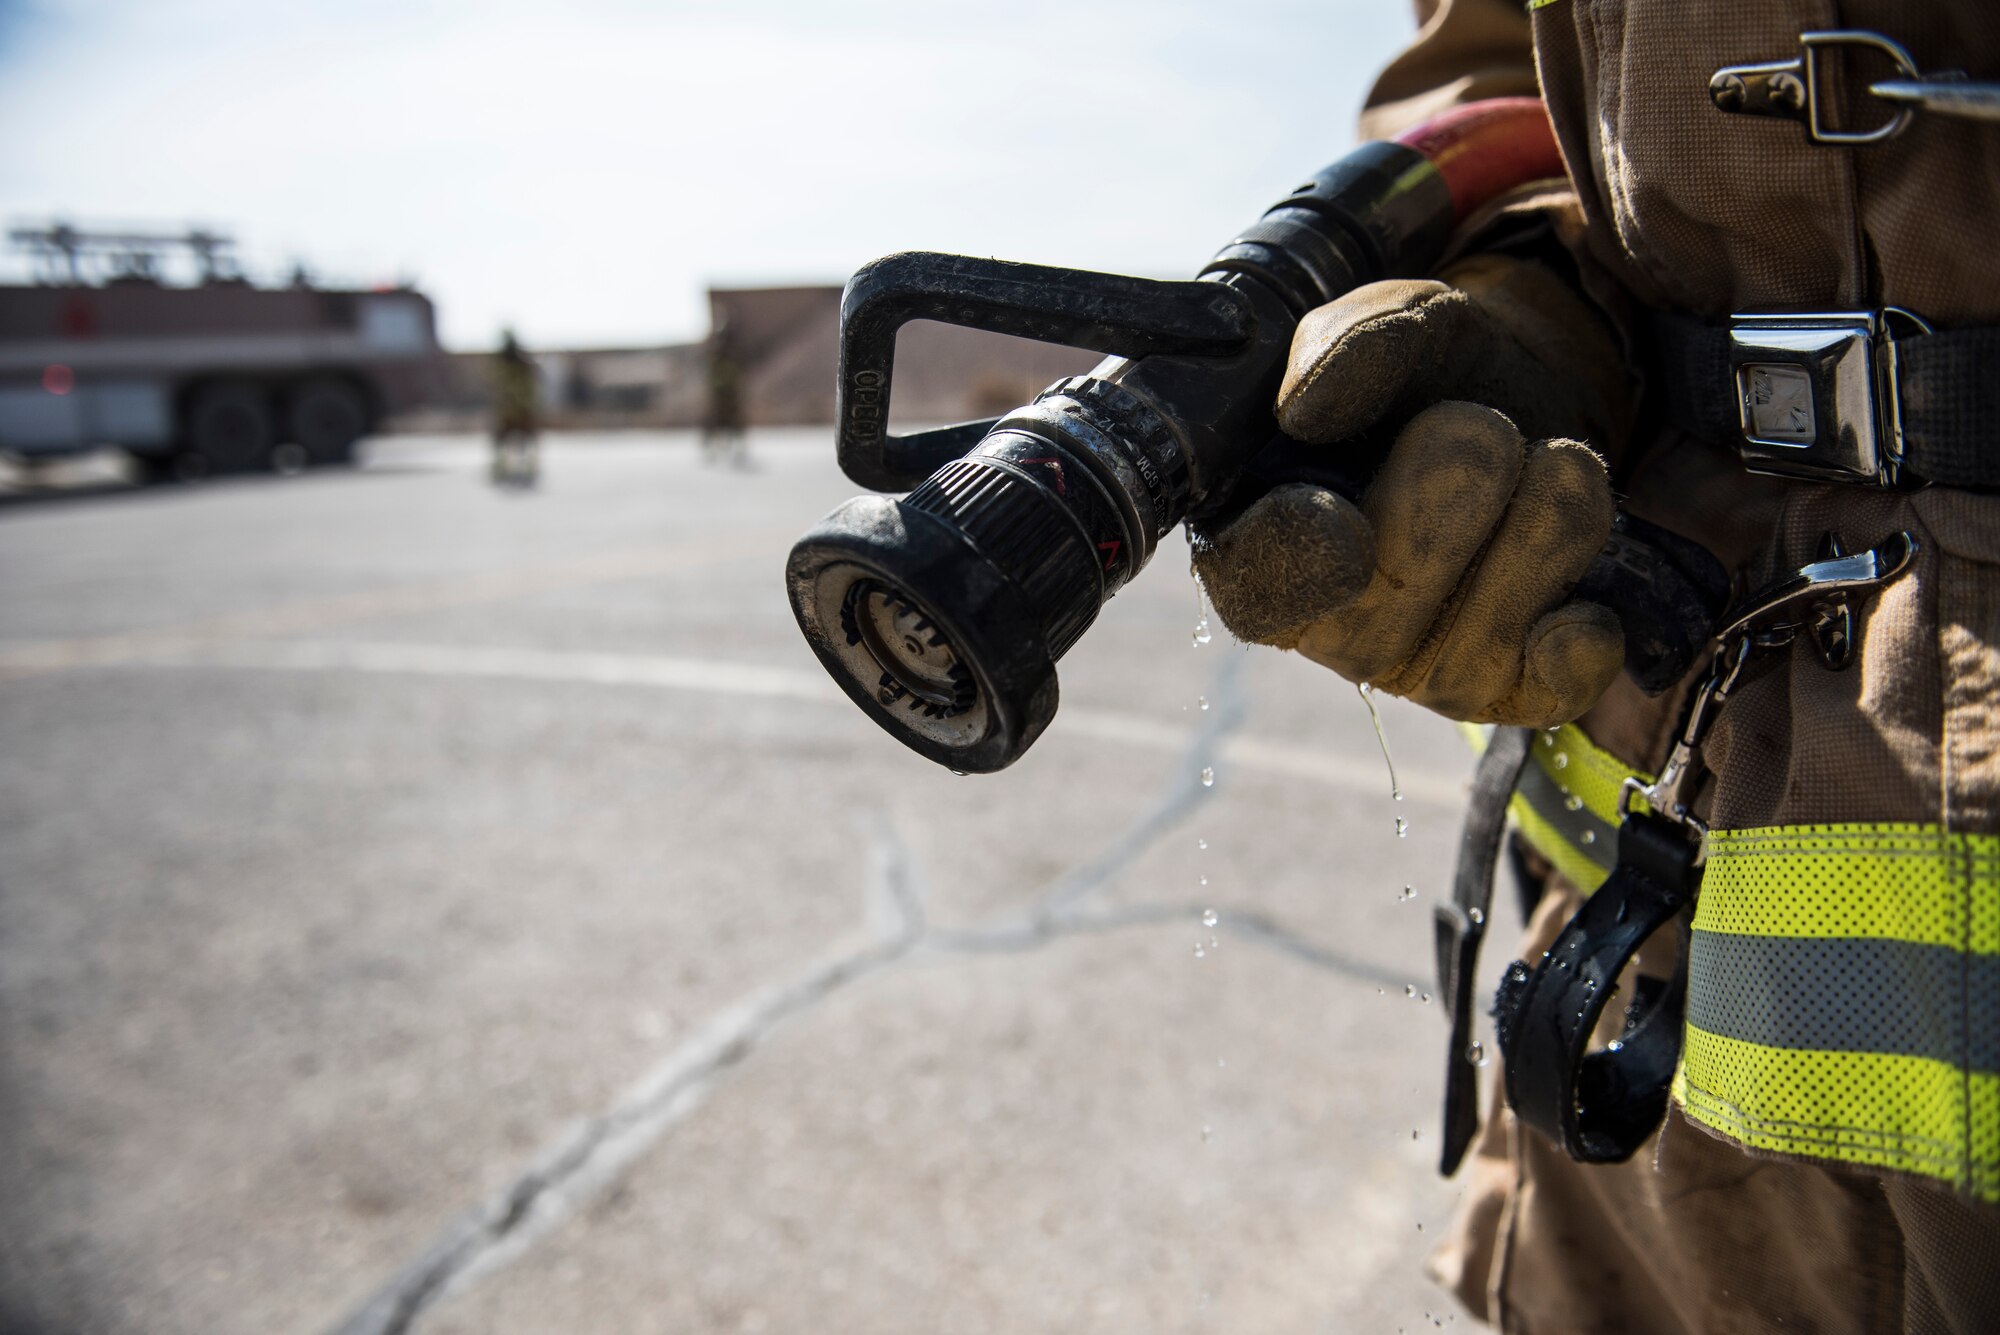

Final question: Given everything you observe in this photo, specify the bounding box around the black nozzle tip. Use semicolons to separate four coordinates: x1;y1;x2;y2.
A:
785;495;1058;773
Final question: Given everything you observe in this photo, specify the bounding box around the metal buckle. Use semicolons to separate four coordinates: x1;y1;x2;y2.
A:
1710;31;1919;145
1727;309;1928;487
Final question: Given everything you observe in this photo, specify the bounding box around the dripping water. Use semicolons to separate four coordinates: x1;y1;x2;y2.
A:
1355;681;1402;803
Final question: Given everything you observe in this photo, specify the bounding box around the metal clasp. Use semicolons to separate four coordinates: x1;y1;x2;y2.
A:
1622;635;1750;855
1728;307;1930;487
1710;31;1920;145
1623;531;1918;850
1713;31;2000;140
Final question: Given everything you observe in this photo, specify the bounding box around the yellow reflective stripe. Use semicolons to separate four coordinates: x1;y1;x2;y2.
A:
1532;723;1642;820
1675;1024;2000;1203
1700;826;2000;952
1457;722;1652;895
1513;724;1650;894
1683;822;1999;1192
1510;792;1614;894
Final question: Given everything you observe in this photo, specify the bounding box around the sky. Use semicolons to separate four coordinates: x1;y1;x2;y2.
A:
0;0;1416;351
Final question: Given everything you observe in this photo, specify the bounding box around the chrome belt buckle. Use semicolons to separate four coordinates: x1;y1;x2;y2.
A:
1727;311;1904;486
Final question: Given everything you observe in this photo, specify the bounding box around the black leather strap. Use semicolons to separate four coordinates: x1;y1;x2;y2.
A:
1648;313;2000;490
1435;726;1535;1176
1492;811;1697;1164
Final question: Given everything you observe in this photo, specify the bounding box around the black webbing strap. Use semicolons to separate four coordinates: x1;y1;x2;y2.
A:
1491;811;1697;1164
1648;315;1735;454
1648;314;2000;490
1902;328;2000;487
1434;725;1534;1176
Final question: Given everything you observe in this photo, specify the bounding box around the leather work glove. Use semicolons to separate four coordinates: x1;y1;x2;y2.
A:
1192;254;1630;728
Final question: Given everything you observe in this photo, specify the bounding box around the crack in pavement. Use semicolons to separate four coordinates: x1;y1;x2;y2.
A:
331;821;929;1335
930;651;1405;988
1032;653;1248;922
927;900;1406;991
330;646;1410;1334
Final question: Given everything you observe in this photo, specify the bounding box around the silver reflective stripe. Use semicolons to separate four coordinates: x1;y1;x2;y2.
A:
1516;759;1617;877
1688;931;2000;1072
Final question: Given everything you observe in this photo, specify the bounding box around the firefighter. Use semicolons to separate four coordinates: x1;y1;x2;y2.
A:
701;319;748;469
1192;3;2000;1330
491;329;539;488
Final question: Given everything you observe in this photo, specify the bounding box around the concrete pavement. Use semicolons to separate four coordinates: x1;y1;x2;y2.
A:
0;433;1494;1333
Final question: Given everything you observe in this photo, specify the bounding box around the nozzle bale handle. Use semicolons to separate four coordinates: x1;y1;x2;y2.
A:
836;252;1254;491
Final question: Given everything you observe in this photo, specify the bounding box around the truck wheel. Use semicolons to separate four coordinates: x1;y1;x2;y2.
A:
287;377;368;465
185;381;275;474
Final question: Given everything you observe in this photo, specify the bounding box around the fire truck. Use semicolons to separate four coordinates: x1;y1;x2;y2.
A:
0;224;446;479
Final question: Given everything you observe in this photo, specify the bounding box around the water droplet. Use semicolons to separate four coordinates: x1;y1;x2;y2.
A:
1564;795;1585;812
1201;908;1219;928
1200;767;1215;788
1192;942;1206;959
949;769;968;777
1542;731;1558;748
1415;1222;1425;1232
1420;992;1432;1003
1467;1040;1488;1067
1356;681;1402;802
1196;838;1208;850
1405;984;1416;998
1580;829;1597;845
1395;817;1409;838
1198;695;1210;711
1398;885;1416;902
1199;875;1209;887
1190;573;1216;649
1200;1124;1213;1142
1509;964;1530;983
1469;906;1485;925
1411;1129;1420;1141
1607;1038;1625;1053
1553;752;1569;770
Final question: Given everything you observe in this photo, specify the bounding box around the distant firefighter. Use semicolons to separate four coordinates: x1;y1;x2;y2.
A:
700;320;748;468
490;329;540;488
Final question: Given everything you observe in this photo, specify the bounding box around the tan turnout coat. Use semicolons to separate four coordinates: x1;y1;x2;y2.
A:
1354;3;2000;1331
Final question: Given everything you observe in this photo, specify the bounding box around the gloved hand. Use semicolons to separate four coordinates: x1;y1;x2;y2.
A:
1191;254;1630;727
